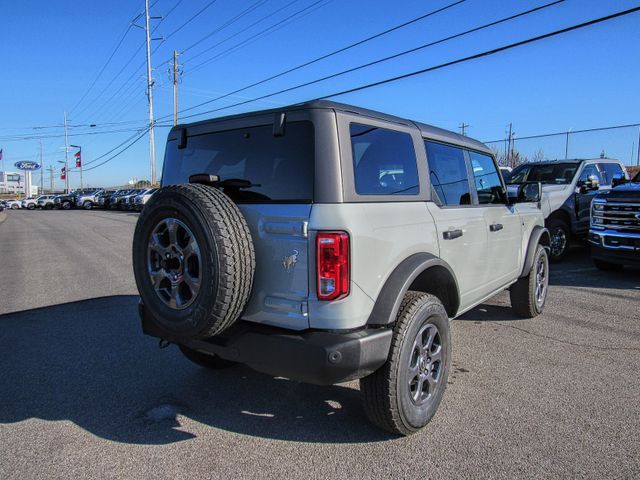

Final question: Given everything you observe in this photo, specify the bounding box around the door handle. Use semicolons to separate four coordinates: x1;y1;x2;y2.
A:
489;223;503;232
443;229;463;240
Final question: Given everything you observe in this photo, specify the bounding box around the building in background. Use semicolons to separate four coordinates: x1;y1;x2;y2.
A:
0;171;39;196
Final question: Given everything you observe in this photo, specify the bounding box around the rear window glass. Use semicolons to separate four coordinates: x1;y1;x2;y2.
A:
350;123;419;195
162;121;314;203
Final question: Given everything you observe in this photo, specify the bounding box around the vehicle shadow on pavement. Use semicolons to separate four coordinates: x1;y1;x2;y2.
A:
0;296;391;445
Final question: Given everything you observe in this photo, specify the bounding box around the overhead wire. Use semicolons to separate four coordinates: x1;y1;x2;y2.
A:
174;5;640;121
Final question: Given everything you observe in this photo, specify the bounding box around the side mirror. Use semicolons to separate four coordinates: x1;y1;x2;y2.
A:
611;173;627;187
509;182;541;204
579;174;600;192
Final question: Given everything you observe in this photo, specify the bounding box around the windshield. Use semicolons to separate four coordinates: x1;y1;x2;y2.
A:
508;163;579;185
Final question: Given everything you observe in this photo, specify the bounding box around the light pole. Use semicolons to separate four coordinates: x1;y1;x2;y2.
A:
70;145;83;190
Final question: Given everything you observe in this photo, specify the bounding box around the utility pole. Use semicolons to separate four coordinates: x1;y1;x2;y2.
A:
39;140;44;194
564;130;571;160
173;49;180;127
47;166;55;193
459;122;469;136
144;0;157;186
637;127;640;166
63;111;70;193
507;123;513;168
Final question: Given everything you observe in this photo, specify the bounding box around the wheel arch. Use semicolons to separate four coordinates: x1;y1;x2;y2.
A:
520;226;550;278
546;208;572;231
366;253;460;325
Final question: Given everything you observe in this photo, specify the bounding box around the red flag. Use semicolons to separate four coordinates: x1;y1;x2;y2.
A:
61;166;66;180
75;151;81;168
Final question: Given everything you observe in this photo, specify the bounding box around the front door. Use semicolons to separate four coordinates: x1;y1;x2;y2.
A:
468;151;522;292
575;163;604;235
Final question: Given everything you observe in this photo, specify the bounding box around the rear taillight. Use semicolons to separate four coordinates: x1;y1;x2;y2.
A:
316;231;350;301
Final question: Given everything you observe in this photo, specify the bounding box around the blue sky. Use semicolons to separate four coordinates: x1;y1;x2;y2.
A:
1;0;639;188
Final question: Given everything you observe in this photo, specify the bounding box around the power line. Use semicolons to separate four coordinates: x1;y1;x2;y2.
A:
181;0;269;54
75;128;151;172
162;0;217;42
184;0;331;73
315;5;640;102
164;0;543;120
484;122;640;144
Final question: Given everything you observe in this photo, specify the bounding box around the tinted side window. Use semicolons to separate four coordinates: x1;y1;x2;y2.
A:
578;164;603;185
598;163;624;186
162;121;314;203
469;151;505;204
425;141;471;206
350;124;419;195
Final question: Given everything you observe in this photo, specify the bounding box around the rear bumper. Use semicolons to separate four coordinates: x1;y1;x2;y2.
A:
139;301;392;385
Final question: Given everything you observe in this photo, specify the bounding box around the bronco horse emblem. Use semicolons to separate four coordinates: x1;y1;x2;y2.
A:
282;250;299;273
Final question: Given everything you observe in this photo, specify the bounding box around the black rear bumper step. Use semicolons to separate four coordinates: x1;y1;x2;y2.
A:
139;301;392;385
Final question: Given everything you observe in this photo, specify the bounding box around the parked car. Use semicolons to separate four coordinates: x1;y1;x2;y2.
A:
589;170;640;270
133;188;157;211
507;158;628;261
133;100;549;436
120;189;144;210
96;190;116;208
108;190;132;210
37;195;57;209
21;197;39;210
76;189;104;210
53;192;80;210
4;199;21;210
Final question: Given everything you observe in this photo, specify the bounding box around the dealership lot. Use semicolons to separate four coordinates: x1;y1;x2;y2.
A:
0;210;638;479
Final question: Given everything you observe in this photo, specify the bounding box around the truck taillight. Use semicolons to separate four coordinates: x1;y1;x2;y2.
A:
316;231;350;301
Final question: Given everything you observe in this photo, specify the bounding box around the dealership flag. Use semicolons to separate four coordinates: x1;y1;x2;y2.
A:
0;149;3;161
60;166;66;180
75;151;81;168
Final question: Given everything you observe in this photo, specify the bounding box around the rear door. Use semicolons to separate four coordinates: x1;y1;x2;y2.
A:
162;116;315;330
424;141;488;311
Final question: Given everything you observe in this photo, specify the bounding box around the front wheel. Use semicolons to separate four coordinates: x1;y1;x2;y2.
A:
510;244;549;318
27;204;35;210
547;219;570;262
83;201;93;210
61;202;71;210
11;204;19;210
360;292;451;436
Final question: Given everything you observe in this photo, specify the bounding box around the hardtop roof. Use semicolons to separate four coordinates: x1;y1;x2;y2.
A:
173;100;492;154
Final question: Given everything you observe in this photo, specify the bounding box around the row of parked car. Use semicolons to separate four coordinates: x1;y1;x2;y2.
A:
1;188;158;212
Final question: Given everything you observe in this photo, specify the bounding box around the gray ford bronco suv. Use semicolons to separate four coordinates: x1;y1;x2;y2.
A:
133;101;550;435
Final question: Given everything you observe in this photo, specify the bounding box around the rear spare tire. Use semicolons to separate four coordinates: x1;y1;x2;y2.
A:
133;184;255;338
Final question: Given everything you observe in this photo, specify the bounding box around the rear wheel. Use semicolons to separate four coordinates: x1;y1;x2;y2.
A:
83;201;93;210
593;258;624;271
547;218;569;262
62;201;71;210
27;204;35;210
179;345;237;369
510;244;549;318
11;204;19;210
360;292;451;436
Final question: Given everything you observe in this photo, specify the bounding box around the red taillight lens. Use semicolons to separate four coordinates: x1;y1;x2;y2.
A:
316;231;350;301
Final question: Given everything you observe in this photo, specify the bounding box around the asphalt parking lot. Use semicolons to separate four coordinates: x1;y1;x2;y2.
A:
0;209;638;479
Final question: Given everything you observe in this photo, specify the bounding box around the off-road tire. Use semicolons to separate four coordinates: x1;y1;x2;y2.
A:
510;244;549;318
133;183;255;339
360;292;451;436
593;258;624;272
179;345;237;369
61;202;71;210
547;218;569;262
11;204;19;210
83;201;93;210
27;204;35;210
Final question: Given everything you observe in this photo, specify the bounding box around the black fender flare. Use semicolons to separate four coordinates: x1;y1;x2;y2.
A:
520;226;550;278
366;253;460;325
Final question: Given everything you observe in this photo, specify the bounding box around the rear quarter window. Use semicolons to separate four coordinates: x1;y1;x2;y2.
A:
350;123;419;196
162;121;314;203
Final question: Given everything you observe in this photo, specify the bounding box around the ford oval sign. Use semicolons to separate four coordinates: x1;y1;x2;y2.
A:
14;161;41;171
